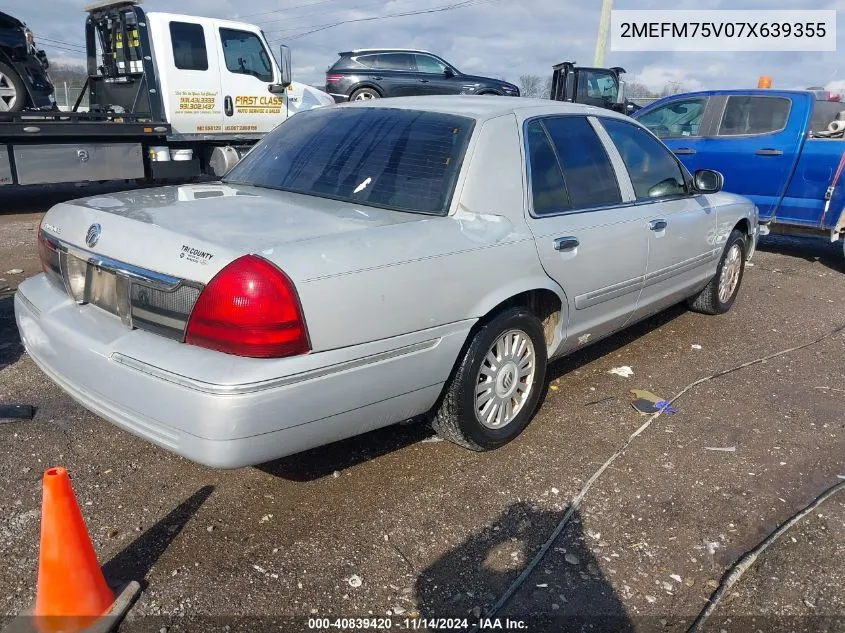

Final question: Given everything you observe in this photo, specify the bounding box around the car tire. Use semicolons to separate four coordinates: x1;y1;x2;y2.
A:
349;87;380;101
432;307;548;451
0;61;26;113
687;229;747;315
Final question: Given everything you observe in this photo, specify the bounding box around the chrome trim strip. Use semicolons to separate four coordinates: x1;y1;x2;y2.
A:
44;233;182;290
575;276;644;310
109;338;442;396
15;289;41;318
642;252;714;288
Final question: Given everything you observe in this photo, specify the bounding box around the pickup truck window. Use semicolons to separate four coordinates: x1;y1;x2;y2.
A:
635;97;706;138
601;118;688;201
810;100;844;134
222;107;474;215
717;96;791;136
169;22;208;72
541;116;622;210
220;28;273;82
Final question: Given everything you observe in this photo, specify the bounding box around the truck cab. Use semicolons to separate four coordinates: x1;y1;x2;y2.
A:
633;89;845;254
83;1;332;141
0;0;333;189
549;61;632;114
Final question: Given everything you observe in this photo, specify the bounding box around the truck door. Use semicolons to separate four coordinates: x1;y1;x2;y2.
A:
695;94;805;221
213;21;285;136
157;19;225;136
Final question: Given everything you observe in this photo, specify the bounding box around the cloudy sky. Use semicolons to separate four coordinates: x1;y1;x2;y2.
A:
7;0;844;93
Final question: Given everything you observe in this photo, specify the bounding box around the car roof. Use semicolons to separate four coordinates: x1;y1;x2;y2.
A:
339;48;436;56
335;95;634;122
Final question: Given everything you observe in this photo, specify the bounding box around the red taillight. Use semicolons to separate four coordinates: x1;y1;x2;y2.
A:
185;255;310;359
326;74;344;84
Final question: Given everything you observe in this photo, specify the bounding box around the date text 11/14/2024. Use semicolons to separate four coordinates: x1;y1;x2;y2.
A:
307;617;529;630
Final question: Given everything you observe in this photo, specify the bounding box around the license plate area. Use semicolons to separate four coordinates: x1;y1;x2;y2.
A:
63;253;132;325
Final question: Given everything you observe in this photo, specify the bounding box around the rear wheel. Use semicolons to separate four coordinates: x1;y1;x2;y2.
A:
687;229;747;315
0;62;26;113
350;87;380;101
432;307;547;451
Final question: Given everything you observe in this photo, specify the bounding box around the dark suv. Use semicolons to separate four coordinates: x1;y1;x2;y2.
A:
325;49;519;102
0;10;55;112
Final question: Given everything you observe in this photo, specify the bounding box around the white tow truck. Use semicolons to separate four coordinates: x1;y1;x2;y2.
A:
0;0;333;188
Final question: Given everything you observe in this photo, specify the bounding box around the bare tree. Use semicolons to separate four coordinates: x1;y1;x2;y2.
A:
519;74;543;99
624;81;655;99
542;76;553;99
660;80;686;97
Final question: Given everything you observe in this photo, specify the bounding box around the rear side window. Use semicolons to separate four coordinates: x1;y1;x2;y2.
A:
349;55;378;69
220;28;273;82
540;116;621;210
810;100;843;134
374;53;415;70
223;107;475;215
718;96;791;136
636;97;707;138
602;118;688;200
170;22;208;71
525;121;572;214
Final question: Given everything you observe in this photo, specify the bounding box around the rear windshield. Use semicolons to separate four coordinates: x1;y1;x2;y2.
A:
223;107;475;215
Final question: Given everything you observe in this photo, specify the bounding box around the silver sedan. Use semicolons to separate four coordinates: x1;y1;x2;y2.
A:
15;96;759;468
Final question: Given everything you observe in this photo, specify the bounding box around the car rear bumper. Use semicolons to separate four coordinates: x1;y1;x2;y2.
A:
329;92;350;103
15;275;471;468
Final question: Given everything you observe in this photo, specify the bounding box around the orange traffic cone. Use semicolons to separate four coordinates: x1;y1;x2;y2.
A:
33;467;115;633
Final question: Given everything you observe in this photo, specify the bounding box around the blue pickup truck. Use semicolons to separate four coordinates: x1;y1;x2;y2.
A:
632;89;845;255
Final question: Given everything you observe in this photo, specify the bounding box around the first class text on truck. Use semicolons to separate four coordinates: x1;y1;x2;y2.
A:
0;0;333;189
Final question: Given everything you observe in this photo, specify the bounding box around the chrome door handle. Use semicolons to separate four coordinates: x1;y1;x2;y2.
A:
755;148;783;156
673;148;696;155
419;79;430;83
649;219;668;231
553;236;579;251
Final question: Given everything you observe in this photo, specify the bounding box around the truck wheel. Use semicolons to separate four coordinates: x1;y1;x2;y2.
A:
432;307;547;451
687;229;747;315
0;62;26;112
350;87;380;101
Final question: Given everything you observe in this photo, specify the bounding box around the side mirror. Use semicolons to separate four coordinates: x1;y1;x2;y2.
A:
269;45;292;94
615;79;626;104
444;67;455;78
693;168;724;194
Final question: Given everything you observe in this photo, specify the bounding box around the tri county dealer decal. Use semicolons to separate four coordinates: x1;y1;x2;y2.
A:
180;245;214;265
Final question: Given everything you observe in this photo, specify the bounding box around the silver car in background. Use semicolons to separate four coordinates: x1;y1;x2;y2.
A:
15;96;758;468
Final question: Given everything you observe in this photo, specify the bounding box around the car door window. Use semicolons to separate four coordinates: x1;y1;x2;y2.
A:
525;120;572;215
541;116;622;209
636;98;707;138
219;28;273;82
375;53;415;71
170;22;208;71
415;54;447;74
717;96;791;136
601;118;688;200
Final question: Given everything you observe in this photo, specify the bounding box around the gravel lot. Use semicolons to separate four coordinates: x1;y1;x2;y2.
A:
1;188;844;633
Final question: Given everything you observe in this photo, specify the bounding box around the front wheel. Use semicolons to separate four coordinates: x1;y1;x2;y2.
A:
432;307;548;451
687;229;747;315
